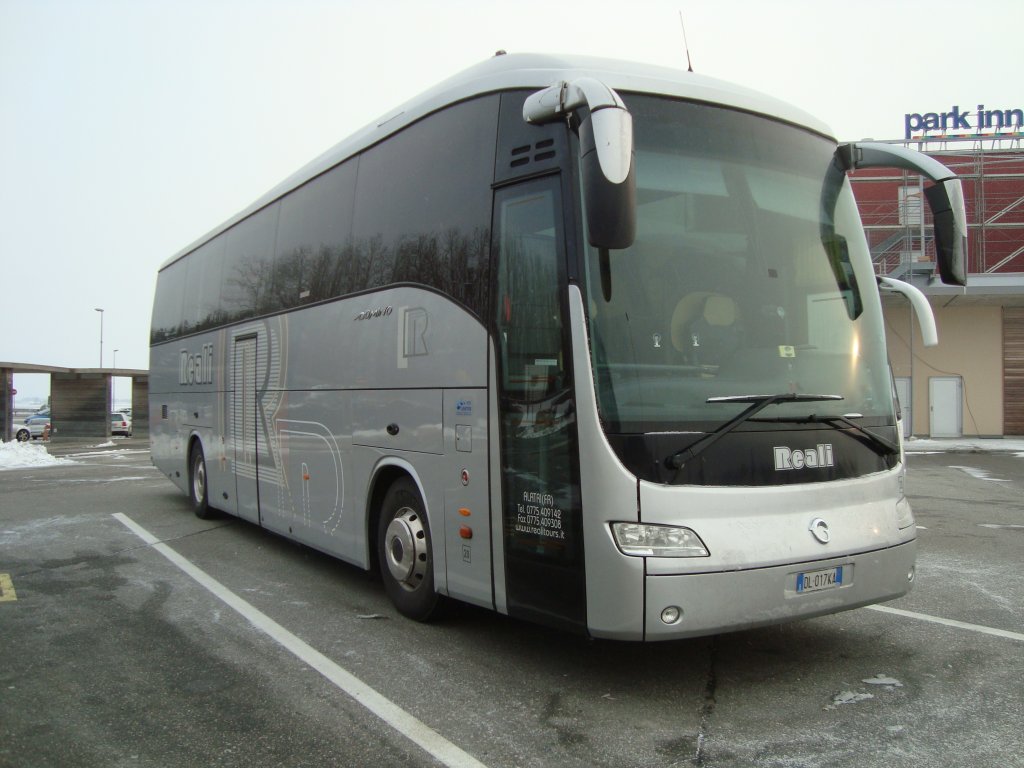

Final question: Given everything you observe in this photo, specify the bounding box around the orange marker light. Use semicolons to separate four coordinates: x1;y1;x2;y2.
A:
459;526;473;539
458;507;471;517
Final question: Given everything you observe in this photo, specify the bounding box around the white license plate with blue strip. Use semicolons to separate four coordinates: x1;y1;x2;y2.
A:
796;565;845;594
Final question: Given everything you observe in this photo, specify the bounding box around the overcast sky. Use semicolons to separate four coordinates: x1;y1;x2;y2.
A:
2;0;1021;402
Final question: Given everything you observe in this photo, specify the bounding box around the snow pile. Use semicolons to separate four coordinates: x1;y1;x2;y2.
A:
830;691;874;707
827;674;904;709
862;674;903;688
0;440;75;470
904;437;1024;454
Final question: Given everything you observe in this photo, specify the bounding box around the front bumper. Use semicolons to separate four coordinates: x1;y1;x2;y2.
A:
634;539;916;641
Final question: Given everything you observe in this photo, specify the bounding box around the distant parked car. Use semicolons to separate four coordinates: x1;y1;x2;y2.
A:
111;412;133;437
24;409;51;439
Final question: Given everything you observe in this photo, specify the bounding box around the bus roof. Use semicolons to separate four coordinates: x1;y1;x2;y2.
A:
164;52;834;269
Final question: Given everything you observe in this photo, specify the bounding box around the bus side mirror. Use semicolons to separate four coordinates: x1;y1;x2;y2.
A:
579;111;636;249
924;179;967;286
839;142;967;287
524;78;637;250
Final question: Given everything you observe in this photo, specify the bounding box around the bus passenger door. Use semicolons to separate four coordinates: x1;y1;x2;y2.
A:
492;177;586;633
233;335;260;523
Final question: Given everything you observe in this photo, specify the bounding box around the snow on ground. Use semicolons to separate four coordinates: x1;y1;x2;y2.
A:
0;440;75;470
904;437;1024;454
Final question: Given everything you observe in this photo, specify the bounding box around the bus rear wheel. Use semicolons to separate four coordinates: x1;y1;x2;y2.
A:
377;478;438;621
189;443;215;519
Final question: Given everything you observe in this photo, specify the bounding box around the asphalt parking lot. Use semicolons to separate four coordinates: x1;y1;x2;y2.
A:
0;441;1021;767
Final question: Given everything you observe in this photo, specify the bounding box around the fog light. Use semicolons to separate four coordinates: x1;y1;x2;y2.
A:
660;606;682;625
907;566;915;584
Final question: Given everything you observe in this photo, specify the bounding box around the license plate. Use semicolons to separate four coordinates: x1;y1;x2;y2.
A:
796;565;844;593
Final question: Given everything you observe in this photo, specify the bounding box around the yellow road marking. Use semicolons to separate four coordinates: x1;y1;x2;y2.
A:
0;573;17;602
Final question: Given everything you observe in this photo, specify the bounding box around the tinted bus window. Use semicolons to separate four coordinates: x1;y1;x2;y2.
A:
150;258;186;343
182;236;226;334
275;160;358;305
222;203;280;320
352;95;498;316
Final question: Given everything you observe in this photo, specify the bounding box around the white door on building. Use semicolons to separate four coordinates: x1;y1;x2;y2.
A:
895;377;912;438
929;376;962;438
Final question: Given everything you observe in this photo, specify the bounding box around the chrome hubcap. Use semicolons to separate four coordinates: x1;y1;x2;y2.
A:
193;457;206;502
384;507;428;590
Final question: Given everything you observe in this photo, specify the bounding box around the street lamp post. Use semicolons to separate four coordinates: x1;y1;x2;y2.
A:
94;308;104;368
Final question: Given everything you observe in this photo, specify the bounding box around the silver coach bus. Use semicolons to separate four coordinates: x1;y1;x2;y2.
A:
150;53;966;640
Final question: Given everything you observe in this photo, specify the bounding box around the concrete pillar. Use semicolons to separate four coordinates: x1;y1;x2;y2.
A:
51;372;111;438
1;367;12;442
131;375;149;439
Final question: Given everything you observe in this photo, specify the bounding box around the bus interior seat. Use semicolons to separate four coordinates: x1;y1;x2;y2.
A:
670;292;712;353
672;293;743;366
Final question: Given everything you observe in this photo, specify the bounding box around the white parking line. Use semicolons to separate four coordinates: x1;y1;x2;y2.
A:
113;513;489;768
948;465;1011;483
867;604;1024;642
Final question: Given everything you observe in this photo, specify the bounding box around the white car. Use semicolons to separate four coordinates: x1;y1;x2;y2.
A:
24;410;51;439
111;412;133;437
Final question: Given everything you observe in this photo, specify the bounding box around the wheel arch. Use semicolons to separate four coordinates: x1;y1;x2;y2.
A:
186;431;207;475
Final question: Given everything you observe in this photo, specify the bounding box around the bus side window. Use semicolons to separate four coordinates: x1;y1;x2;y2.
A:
494;187;565;401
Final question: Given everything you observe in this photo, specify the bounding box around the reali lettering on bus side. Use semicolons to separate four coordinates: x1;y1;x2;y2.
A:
179;343;214;385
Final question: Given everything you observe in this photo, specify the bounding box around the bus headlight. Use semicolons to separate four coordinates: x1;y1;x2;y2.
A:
611;522;710;557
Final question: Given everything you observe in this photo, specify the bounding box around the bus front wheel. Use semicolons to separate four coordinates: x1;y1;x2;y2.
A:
377;478;438;621
189;443;215;519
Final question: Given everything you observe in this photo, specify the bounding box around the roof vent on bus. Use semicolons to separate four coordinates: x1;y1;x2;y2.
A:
509;138;557;169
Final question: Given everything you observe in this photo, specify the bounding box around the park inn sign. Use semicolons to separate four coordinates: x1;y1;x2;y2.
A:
905;104;1024;140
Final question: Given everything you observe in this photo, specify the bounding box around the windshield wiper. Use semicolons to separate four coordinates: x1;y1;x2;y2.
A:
766;412;900;457
665;393;843;469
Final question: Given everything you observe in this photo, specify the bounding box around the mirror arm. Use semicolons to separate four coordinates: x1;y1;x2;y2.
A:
524;78;633;185
841;142;957;183
523;78;626;125
878;276;939;347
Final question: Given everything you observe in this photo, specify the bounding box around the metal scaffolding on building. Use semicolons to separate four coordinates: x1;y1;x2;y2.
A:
852;137;1024;279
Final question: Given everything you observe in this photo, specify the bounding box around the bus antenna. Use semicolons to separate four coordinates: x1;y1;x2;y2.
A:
679;11;694;72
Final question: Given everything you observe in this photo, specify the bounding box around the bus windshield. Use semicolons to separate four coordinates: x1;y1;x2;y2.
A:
583;95;893;434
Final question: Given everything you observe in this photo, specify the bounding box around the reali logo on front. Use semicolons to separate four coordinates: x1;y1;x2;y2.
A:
774;444;834;471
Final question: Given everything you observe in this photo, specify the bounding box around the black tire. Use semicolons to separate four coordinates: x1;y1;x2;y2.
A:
189;443;216;519
377;478;438;621
14;428;30;443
